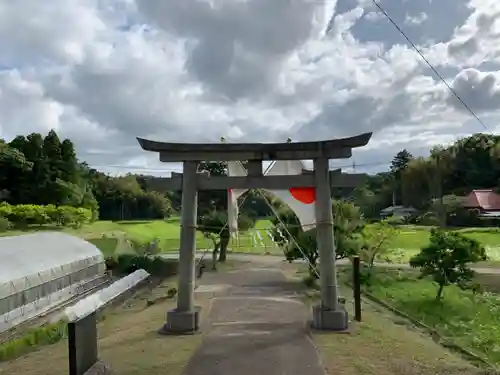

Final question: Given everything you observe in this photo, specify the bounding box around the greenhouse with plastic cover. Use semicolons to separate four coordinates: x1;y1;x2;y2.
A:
0;232;106;332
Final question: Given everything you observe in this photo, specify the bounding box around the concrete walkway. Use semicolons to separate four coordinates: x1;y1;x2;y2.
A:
182;266;326;375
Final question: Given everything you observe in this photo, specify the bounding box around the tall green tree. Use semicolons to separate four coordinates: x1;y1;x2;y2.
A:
400;157;435;210
60;139;79;184
390;149;413;206
43;129;63;181
0;141;33;201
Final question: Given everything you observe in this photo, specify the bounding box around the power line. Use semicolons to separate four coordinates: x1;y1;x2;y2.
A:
370;0;488;131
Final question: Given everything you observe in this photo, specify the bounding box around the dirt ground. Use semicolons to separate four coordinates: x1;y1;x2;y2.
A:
0;280;209;375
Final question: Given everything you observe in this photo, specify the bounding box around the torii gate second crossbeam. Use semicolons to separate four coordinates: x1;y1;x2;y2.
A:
137;132;372;333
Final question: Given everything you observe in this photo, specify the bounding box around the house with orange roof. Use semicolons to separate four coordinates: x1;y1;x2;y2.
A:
463;189;500;217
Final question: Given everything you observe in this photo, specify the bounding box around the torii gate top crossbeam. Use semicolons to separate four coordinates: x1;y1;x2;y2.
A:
136;132;372;162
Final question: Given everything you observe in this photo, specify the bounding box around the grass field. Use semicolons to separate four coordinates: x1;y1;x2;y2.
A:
313;292;478;375
281;264;480;375
0;218;279;257
3;218;500;266
385;226;500;265
362;268;500;366
388;226;500;250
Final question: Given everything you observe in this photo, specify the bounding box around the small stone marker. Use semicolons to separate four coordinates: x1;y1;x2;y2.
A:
68;312;100;375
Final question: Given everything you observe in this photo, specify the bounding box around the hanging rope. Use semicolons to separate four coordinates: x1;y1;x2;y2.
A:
253;187;320;278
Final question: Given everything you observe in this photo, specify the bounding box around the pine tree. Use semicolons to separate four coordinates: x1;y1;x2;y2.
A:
390;149;413;205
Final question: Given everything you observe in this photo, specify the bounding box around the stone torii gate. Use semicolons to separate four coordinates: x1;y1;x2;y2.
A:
137;132;372;333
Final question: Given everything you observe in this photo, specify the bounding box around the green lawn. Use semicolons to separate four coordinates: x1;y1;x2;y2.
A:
383;225;500;265
387;226;500;250
4;218;500;262
0;217;280;256
228;219;280;254
363;268;500;365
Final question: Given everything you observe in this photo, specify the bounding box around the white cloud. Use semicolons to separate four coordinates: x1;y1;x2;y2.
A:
0;0;499;175
405;12;428;25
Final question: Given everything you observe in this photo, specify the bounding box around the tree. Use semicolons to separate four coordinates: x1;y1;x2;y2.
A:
390;149;413;205
197;161;228;219
400;157;435;210
198;211;255;267
409;229;487;300
60;139;79;184
390;149;414;175
445;133;500;191
351;186;378;218
23;133;50;204
360;220;398;269
428;194;471;226
354;172;394;217
271;205;318;275
271;201;365;278
0;141;33;200
43;129;63;182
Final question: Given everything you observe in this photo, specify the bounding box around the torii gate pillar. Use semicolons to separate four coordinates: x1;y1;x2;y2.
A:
137;132;372;333
312;157;346;330
164;160;200;333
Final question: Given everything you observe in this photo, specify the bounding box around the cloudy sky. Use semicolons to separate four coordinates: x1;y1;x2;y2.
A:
1;0;500;176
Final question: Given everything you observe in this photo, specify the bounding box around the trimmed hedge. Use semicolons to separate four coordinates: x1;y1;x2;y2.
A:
0;202;92;228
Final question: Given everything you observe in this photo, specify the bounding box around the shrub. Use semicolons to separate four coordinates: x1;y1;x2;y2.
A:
272;201;365;278
114;254;179;277
0;320;68;362
303;274;318;289
385;215;406;225
105;256;118;272
409;229;487;300
0;202;91;229
0;216;11;232
416;212;441;226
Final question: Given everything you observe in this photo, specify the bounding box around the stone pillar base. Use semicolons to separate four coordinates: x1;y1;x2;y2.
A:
159;306;201;335
311;304;349;331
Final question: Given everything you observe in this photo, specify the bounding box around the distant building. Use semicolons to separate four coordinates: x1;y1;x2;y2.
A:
380;205;418;219
463;189;500;217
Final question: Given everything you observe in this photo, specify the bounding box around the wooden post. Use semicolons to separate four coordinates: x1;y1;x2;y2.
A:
353;256;362;322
